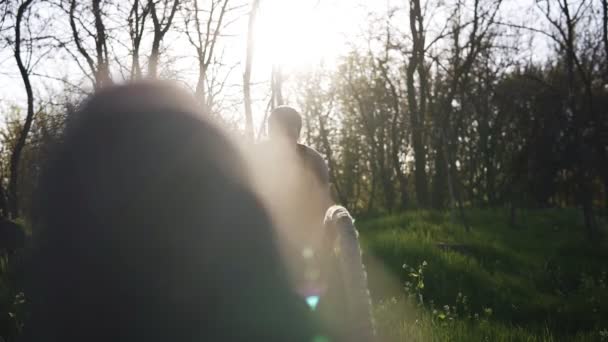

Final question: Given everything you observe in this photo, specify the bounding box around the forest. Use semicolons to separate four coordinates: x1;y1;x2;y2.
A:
0;0;607;341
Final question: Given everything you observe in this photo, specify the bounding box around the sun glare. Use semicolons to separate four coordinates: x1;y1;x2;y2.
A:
254;0;350;72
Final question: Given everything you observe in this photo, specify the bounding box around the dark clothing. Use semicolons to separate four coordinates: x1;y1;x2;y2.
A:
251;141;331;237
295;143;330;190
249;140;333;318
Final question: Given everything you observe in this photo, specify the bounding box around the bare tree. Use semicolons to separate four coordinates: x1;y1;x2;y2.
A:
536;0;598;239
271;64;284;107
183;0;230;111
128;0;150;80
602;0;608;212
406;0;430;207
297;70;345;204
378;28;408;209
341;51;397;211
148;0;179;78
603;0;608;65
432;0;503;229
67;0;112;89
243;0;260;140
8;0;36;218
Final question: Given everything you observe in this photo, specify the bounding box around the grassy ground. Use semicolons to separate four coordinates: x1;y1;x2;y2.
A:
358;208;608;342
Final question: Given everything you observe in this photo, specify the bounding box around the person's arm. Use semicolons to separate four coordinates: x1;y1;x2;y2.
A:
324;206;375;342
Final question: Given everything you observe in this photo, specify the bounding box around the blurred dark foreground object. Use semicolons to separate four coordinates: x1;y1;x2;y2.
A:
0;219;25;253
23;82;319;342
0;219;27;342
319;205;376;342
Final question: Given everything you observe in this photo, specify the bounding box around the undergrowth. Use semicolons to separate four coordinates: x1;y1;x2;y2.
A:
359;208;608;341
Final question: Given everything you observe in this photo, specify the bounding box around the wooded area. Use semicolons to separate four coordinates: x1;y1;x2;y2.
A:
0;0;607;341
2;0;605;237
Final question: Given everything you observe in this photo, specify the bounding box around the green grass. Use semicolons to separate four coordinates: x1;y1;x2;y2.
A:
358;208;608;341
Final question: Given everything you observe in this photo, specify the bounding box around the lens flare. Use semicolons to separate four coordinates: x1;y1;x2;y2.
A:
305;295;320;310
312;335;330;342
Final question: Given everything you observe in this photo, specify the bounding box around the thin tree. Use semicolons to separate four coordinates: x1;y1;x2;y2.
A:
148;0;179;78
406;0;430;207
536;0;598;239
183;0;230;111
128;0;150;80
8;0;36;219
67;0;112;89
433;0;502;229
243;0;260;140
602;0;608;212
378;27;408;209
271;64;284;107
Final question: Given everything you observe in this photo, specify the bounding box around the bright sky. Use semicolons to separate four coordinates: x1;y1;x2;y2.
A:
0;0;552;125
254;0;372;72
0;0;377;112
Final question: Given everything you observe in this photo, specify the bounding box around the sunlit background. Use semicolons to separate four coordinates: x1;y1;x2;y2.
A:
0;0;542;131
1;0;607;340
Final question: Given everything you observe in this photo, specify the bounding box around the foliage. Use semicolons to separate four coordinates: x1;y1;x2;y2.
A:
0;107;64;218
359;209;608;341
0;253;26;342
0;0;606;226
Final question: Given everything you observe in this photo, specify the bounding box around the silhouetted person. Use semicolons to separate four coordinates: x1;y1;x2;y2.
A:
267;105;331;210
248;107;374;341
251;106;332;245
24;82;320;342
247;106;333;319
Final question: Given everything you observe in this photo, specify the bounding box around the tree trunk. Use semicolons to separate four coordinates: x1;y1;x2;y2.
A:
9;0;36;219
366;169;377;214
196;62;207;107
133;48;143;80
149;37;161;77
272;64;284;107
243;0;260;140
148;0;179;78
129;0;148;80
603;0;608;72
92;0;111;86
0;177;8;219
582;192;598;240
407;0;429;207
561;1;598;240
448;149;470;231
378;153;395;212
412;129;428;206
604;177;608;214
378;57;408;209
189;0;229;111
318;111;346;205
431;138;448;209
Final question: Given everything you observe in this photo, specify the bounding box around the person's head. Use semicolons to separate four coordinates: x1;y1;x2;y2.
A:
26;82;317;342
268;105;302;143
